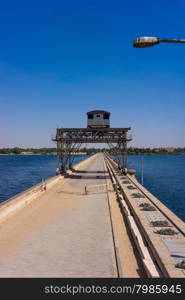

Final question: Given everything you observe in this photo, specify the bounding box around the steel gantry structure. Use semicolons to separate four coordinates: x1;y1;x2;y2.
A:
53;127;132;174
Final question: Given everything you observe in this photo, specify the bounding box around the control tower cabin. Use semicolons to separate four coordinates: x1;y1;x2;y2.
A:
87;110;110;128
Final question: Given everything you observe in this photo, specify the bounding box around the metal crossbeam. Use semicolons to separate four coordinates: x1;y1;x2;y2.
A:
55;127;131;132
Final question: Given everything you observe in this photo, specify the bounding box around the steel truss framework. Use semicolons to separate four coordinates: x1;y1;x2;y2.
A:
53;127;132;173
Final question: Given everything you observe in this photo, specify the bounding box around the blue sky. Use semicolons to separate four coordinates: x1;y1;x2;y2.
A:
0;0;185;148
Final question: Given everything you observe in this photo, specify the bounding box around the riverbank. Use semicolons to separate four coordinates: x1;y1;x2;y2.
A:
1;147;185;156
1;152;185;156
0;152;87;156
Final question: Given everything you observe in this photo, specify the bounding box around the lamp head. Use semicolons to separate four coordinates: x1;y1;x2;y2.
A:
133;36;160;48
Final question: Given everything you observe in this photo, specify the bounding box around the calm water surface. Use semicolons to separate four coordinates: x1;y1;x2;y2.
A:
128;154;185;221
0;154;185;221
0;154;88;203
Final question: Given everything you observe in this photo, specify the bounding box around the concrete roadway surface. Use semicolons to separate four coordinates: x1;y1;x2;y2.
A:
0;153;119;277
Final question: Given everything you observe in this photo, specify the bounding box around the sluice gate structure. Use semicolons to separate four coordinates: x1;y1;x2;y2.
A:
53;110;131;173
0;111;184;278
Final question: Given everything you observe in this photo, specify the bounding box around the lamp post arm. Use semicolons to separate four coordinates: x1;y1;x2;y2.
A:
160;38;185;44
133;36;185;48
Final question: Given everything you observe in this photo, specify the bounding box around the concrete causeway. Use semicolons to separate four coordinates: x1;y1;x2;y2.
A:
0;153;117;277
1;152;184;278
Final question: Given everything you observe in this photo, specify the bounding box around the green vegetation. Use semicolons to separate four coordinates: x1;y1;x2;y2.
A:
0;147;185;155
0;147;57;155
127;147;185;155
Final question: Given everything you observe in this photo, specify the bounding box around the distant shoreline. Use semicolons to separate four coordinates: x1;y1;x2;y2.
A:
0;147;185;156
0;153;87;156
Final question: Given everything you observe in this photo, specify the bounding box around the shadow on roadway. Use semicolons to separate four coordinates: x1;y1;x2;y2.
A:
66;174;109;180
70;168;107;174
57;190;107;195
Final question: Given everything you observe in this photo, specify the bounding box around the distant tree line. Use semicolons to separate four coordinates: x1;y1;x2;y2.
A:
0;147;185;155
127;147;185;154
0;147;57;155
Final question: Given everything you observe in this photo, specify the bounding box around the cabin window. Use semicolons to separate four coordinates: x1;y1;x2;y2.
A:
104;114;109;119
88;114;93;119
96;115;100;117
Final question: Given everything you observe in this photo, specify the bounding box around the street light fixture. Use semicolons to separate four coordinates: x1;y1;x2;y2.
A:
133;36;185;48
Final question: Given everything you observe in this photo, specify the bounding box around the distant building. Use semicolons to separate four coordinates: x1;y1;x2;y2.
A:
20;152;33;155
129;146;136;151
164;147;175;153
87;110;110;128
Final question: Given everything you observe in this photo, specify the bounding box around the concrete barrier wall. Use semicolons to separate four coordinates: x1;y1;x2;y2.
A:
0;154;97;223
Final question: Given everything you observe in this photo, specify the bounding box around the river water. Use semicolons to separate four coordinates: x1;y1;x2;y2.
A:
128;154;185;221
0;154;87;203
0;154;185;221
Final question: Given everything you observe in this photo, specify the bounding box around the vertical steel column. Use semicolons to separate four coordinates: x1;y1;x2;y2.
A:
56;141;60;173
56;129;62;174
123;131;128;170
59;131;66;174
69;149;72;169
116;142;122;169
120;142;125;170
66;142;71;170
